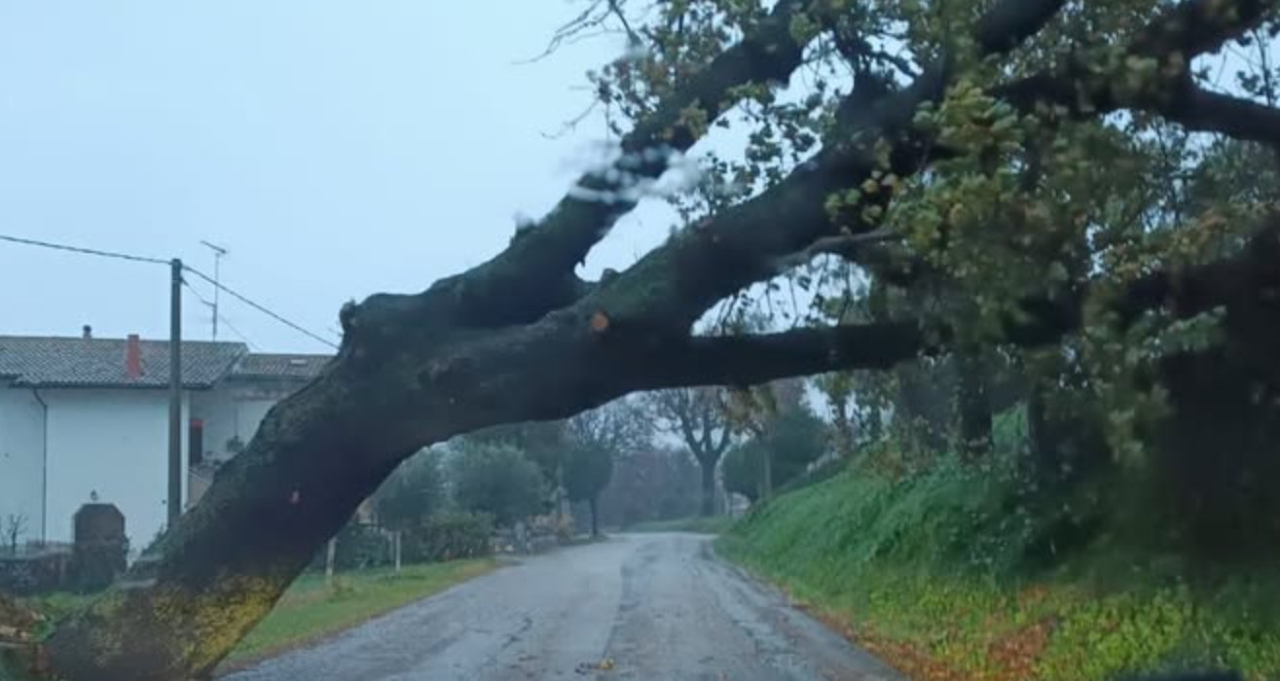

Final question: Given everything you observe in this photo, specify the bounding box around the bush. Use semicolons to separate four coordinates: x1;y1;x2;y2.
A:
402;512;494;563
372;449;444;531
307;522;392;572
450;445;545;526
335;522;393;570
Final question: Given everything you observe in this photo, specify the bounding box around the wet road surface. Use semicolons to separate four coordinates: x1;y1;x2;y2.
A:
221;533;901;681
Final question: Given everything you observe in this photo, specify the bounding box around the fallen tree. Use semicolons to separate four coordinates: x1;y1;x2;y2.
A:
18;0;1280;679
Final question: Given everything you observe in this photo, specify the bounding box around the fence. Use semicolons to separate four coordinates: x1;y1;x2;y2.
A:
0;544;72;595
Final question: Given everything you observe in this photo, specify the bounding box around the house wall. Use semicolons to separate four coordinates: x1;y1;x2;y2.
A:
42;389;189;552
190;387;285;463
0;387;47;542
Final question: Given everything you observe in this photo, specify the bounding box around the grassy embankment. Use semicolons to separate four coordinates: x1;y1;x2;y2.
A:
22;558;495;672
717;454;1280;681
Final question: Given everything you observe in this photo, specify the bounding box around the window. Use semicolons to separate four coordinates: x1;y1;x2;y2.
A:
189;418;204;467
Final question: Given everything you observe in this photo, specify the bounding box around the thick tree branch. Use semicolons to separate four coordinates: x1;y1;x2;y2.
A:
997;0;1276;137
1167;84;1280;148
624;213;1280;392
634;323;926;389
442;0;820;327
594;0;1068;331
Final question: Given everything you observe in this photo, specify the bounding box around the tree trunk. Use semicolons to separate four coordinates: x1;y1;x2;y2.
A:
393;530;402;574
760;447;774;501
589;496;600;537
958;352;993;460
41;357;420;681
699;461;716;516
325;537;337;586
1026;377;1058;483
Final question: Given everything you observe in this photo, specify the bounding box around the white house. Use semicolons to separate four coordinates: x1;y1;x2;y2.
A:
0;331;329;553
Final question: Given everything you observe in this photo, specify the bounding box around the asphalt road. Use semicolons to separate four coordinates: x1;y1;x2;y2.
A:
221;533;901;681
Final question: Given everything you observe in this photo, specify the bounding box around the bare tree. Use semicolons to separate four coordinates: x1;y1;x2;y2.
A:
647;388;734;516
4;514;28;555
33;1;1280;679
565;396;653;456
565;397;652;534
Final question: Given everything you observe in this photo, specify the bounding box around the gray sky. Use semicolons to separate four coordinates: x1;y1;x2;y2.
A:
0;1;674;353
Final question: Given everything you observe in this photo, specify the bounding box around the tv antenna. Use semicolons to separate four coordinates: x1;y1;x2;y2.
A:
200;240;229;340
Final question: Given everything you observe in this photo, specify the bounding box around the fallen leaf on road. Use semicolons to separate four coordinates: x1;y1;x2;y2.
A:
574;658;616;674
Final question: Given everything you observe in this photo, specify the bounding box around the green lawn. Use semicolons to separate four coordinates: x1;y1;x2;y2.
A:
222;559;496;668
19;559;495;673
625;515;735;534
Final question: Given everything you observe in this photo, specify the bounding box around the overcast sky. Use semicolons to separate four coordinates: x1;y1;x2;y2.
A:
0;2;676;353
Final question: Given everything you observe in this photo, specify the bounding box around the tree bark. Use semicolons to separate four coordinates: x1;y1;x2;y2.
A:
698;460;717;517
761;450;774;501
958;352;993;460
589;496;600;538
325;537;337;586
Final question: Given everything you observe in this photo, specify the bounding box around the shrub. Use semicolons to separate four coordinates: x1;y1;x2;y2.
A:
372;449;444;531
402;512;494;563
307;522;392;572
450;445;545;526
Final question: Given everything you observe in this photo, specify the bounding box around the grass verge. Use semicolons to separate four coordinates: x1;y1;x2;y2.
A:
20;559;496;674
717;462;1280;681
221;559;496;668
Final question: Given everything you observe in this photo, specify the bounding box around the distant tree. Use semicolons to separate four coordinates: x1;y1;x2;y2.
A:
600;447;701;527
372;449;443;531
647;388;733;516
4;514;28;555
724;384;828;502
462;421;568;491
562;398;649;535
450;445;544;527
563;444;614;536
566;396;653;455
722;378;811;499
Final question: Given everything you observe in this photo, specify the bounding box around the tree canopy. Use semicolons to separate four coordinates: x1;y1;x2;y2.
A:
31;1;1280;679
371;449;443;531
449;445;545;527
724;402;829;501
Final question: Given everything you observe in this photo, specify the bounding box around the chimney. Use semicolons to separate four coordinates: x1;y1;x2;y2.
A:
82;325;93;339
126;334;143;378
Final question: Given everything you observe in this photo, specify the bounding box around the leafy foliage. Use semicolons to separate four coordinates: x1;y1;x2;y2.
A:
599;447;702;527
401;513;494;563
450;445;545;527
371;450;443;531
563;444;614;535
723;407;829;501
722;378;828;501
461;422;568;490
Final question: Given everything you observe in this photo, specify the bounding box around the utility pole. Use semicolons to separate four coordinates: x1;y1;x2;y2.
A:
200;240;228;340
168;258;183;528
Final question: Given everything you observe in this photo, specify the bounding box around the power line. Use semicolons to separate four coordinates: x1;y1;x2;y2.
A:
183;266;340;350
0;233;170;265
182;280;258;351
0;231;338;351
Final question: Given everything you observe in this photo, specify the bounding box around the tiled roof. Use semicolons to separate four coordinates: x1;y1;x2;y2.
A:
230;353;331;381
0;336;247;389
